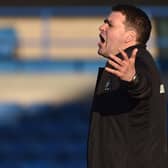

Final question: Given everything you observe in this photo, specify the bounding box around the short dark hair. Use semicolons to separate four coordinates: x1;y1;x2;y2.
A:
112;4;152;44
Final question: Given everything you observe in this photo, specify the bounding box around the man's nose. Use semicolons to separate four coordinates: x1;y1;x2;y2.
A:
99;23;106;31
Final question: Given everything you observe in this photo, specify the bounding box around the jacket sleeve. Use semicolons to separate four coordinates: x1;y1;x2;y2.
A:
123;57;152;99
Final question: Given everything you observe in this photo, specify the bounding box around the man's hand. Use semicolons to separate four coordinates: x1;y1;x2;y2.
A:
105;48;138;82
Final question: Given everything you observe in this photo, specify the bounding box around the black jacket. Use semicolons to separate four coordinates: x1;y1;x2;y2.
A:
87;44;167;168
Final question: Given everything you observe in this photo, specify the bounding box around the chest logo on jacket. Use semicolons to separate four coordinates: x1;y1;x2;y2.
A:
104;80;111;92
160;84;165;94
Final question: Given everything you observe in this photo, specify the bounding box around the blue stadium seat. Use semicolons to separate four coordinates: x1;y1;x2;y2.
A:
0;103;23;125
0;27;17;59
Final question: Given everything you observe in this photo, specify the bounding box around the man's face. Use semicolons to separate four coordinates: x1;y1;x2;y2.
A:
98;11;128;57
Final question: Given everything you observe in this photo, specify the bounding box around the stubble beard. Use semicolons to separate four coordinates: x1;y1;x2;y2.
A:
98;44;112;59
98;49;109;59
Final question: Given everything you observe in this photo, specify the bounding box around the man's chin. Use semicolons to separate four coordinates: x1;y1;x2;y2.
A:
98;50;109;59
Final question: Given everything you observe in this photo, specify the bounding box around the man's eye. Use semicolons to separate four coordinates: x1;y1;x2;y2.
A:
104;19;108;24
104;19;113;27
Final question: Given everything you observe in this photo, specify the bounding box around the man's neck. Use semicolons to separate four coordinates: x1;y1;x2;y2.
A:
122;42;139;51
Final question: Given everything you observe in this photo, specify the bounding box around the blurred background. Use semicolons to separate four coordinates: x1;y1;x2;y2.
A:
0;0;167;168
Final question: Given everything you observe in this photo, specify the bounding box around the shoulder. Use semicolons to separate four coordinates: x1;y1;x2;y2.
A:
136;48;156;67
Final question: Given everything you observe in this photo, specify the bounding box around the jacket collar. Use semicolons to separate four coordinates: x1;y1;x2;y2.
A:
117;44;146;59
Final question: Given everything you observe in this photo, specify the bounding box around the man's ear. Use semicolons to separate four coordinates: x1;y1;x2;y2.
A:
125;30;137;43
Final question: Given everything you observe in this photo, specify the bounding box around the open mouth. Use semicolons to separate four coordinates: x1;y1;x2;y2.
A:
99;34;105;43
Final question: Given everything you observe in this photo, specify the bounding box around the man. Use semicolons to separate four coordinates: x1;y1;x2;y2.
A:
87;4;167;168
